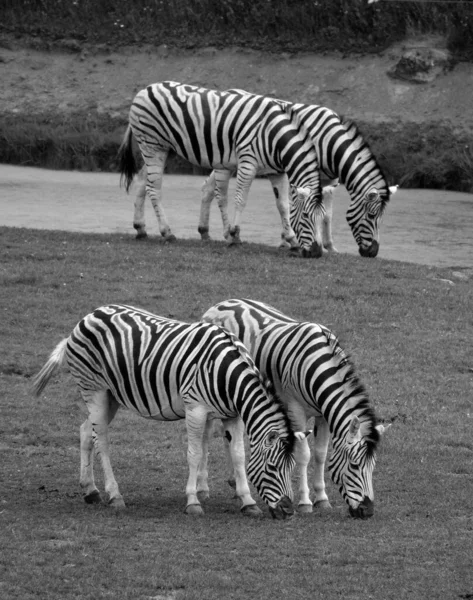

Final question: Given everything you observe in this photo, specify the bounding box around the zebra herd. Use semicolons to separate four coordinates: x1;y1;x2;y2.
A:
33;80;394;520
118;81;398;258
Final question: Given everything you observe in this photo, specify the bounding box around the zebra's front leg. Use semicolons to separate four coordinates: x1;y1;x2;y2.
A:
267;174;300;252
322;184;339;253
184;404;211;516
83;390;124;508
195;416;215;503
294;434;313;514
198;172;216;241
132;165;148;239
312;417;332;510
214;170;232;240
221;417;262;517
143;148;176;242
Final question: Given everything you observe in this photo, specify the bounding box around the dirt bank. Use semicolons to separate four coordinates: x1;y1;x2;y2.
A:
0;34;472;190
1;34;471;126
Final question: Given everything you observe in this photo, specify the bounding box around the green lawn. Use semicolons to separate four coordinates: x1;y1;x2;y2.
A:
0;227;472;600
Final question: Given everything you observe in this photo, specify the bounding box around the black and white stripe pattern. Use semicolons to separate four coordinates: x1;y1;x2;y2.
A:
118;81;326;257
202;298;389;519
32;304;296;518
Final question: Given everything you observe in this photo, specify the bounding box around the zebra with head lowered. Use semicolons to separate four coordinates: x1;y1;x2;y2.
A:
32;304;296;519
118;81;326;257
198;101;398;258
202;298;390;519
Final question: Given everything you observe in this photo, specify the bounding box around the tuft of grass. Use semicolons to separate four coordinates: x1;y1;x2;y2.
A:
0;227;472;600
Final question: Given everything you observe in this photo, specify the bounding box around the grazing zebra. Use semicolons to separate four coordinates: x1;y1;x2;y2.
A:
32;304;296;519
198;102;398;258
118;81;326;258
202;298;390;519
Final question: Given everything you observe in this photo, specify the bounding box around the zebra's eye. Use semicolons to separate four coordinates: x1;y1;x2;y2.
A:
266;431;279;445
351;463;360;472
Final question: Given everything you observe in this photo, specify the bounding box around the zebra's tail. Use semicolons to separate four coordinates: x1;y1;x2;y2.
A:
117;124;138;192
31;338;69;397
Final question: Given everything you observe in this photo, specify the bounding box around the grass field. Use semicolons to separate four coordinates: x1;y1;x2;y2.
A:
1;227;472;600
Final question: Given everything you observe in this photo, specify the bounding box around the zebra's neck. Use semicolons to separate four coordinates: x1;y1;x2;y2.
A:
290;104;388;198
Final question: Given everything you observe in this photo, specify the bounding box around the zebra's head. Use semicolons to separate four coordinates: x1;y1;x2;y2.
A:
328;415;390;519
347;185;398;258
289;187;326;258
245;379;296;519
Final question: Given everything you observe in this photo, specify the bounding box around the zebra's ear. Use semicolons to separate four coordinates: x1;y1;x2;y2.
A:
389;185;399;195
375;423;392;436
347;415;361;442
296;187;311;201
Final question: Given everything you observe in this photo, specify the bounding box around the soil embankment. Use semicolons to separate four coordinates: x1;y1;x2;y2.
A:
0;34;472;190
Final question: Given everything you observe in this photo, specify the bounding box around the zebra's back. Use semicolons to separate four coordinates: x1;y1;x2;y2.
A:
67;304;249;421
129;81;278;169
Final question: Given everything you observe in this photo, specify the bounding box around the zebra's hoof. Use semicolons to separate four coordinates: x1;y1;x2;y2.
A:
185;503;204;516
135;232;148;240
197;490;210;502
108;496;126;510
241;504;263;518
164;234;177;243
297;504;313;514
83;490;102;504
314;500;332;511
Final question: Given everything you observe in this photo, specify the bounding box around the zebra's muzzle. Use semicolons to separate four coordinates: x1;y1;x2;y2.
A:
269;495;294;520
348;497;374;519
359;240;379;258
301;242;324;259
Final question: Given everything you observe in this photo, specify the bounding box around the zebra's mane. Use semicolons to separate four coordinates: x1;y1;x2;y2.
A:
216;325;295;446
321;326;380;455
338;116;390;194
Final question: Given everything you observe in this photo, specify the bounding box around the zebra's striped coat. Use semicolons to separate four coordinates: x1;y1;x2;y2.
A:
118;81;326;257
202;298;389;519
32;305;296;518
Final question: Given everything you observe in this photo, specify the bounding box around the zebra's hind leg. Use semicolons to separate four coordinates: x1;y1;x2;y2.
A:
132;165;148;240
142;147;177;243
311;417;332;510
79;416;101;504
81;390;124;508
221;417;262;517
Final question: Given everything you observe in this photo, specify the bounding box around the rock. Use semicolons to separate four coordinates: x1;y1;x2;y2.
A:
388;47;452;84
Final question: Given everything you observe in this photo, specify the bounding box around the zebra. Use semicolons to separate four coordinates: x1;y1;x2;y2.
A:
118;81;326;258
132;164;339;253
31;304;297;519
202;298;390;519
197;102;398;258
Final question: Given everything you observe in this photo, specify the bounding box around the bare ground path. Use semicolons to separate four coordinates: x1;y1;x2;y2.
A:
1;164;472;268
